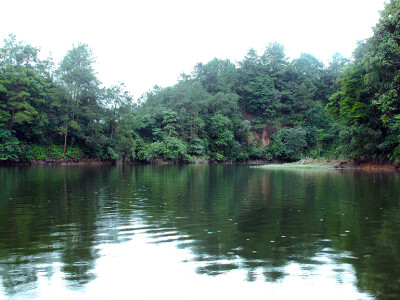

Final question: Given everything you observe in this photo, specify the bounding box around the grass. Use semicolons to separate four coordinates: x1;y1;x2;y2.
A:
253;158;399;172
254;158;339;170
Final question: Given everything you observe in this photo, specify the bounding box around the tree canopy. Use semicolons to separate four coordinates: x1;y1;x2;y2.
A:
1;1;400;163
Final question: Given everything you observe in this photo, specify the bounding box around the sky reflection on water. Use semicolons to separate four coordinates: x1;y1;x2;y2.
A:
0;165;399;299
8;232;372;300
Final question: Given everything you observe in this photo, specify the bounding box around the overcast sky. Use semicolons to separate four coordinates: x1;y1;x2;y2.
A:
0;0;387;99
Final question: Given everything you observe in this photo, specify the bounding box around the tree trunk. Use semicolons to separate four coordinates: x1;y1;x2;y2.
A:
110;103;117;139
63;121;68;157
63;95;70;157
8;109;15;129
110;123;114;140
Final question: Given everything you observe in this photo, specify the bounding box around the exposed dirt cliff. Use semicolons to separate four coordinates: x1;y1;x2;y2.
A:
242;111;275;149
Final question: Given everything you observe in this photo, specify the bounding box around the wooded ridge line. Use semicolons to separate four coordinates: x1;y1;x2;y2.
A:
1;1;400;165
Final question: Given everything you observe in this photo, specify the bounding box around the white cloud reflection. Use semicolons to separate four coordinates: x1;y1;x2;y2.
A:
11;233;373;300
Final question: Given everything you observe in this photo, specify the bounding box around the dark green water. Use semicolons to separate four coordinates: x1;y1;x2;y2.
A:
0;165;399;299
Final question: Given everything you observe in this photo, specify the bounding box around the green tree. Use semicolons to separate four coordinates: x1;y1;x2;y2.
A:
326;0;400;160
0;36;53;145
208;114;236;161
0;34;39;70
193;58;238;94
57;43;99;156
270;127;308;161
237;49;280;117
0;126;22;160
101;83;133;140
260;42;288;91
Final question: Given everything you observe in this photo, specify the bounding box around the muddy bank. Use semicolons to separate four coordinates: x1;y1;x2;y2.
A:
345;160;400;171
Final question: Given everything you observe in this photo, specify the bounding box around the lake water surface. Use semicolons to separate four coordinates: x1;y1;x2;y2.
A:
0;165;399;299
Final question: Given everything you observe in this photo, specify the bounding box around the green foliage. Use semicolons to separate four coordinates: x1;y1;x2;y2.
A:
334;125;384;159
29;145;85;161
193;58;237;94
6;5;400;166
0;127;22;160
367;0;400;126
392;145;400;162
187;137;206;156
207;114;239;161
247;144;266;160
326;64;374;125
270;128;308;161
0;35;345;163
326;0;400;160
144;137;191;162
237;49;281;118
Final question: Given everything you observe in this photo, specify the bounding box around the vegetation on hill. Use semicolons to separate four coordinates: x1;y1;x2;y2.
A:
1;0;400;163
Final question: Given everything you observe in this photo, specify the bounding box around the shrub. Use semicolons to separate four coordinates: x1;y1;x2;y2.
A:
0;127;22;160
144;137;191;162
270;127;307;161
30;145;85;161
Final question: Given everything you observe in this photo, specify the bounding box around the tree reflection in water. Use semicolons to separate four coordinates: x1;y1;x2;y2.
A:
0;165;399;299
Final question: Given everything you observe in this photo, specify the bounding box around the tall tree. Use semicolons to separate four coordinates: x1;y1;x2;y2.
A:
193;58;237;94
366;0;400;126
261;42;288;91
326;0;400;160
57;43;99;155
237;49;280;117
0;35;51;144
101;83;133;140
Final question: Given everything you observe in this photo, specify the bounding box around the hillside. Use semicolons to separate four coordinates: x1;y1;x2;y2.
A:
1;0;400;164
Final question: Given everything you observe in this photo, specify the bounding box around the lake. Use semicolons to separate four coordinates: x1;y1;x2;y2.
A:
0;165;399;299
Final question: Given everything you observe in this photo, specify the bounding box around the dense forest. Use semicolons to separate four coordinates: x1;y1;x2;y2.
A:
1;0;400;163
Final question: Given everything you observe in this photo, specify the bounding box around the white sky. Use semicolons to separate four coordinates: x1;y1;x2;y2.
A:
0;0;387;99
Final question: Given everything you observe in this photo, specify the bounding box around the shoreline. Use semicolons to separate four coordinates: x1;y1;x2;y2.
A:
0;158;115;167
255;158;400;172
1;158;399;171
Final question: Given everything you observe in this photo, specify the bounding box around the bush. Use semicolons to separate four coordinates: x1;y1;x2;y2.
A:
65;147;85;159
144;137;191;162
0;127;23;160
188;137;206;156
29;145;85;161
270;127;307;161
248;144;264;159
